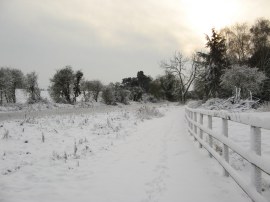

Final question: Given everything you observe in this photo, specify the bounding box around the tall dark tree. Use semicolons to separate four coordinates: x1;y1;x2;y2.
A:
122;77;138;88
158;73;179;101
137;71;152;93
121;71;152;102
197;28;228;98
149;79;164;100
73;70;83;103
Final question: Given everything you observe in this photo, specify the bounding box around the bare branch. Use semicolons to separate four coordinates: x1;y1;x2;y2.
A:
160;51;199;102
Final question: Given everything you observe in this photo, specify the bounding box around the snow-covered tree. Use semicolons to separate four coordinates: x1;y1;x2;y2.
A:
113;82;130;105
0;68;12;104
81;80;103;102
0;67;25;104
25;72;41;103
221;65;266;99
50;66;84;104
89;80;103;102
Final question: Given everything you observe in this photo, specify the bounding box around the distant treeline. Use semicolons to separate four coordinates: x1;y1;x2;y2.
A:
1;18;270;106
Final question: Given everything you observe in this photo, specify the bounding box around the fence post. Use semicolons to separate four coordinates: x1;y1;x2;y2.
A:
188;111;191;135
250;126;262;193
222;118;229;177
194;112;197;141
191;111;194;136
199;113;203;148
208;115;213;158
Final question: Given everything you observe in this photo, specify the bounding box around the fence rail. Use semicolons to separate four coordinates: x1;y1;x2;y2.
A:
185;107;270;202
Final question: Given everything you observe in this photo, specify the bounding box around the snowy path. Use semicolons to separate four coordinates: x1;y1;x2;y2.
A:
1;106;250;202
79;107;248;202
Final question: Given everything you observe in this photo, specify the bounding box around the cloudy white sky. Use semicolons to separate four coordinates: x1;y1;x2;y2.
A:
1;0;270;88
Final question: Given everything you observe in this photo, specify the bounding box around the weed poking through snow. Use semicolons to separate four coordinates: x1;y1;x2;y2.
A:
41;133;45;143
64;152;68;163
74;140;78;156
2;129;9;140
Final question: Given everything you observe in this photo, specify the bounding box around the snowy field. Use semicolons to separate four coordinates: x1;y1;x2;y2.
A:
0;103;255;202
0;90;269;202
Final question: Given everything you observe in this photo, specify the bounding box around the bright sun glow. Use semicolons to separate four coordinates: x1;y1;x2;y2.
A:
181;0;240;35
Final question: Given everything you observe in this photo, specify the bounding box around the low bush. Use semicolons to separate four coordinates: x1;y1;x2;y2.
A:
136;105;163;120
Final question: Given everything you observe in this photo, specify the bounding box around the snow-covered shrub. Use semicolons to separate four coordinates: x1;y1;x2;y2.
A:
187;100;203;108
115;88;130;105
27;96;49;105
221;65;266;99
142;94;158;103
129;86;143;102
200;98;259;111
258;101;270;112
136;105;163;120
81;80;103;102
102;86;116;105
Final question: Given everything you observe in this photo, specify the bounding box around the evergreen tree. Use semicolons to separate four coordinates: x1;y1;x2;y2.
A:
73;70;84;103
197;28;228;98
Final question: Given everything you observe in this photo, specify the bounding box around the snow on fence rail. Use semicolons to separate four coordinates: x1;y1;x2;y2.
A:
185;106;270;202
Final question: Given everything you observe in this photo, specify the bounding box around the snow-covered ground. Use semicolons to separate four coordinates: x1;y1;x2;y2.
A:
0;104;252;202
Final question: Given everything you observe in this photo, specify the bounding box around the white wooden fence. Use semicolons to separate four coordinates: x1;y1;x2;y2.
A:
185;106;270;202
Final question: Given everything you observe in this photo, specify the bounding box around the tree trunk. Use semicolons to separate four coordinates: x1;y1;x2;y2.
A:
4;91;9;103
0;91;2;105
12;87;16;103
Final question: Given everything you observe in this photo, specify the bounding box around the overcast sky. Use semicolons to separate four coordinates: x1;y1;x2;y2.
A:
1;0;270;88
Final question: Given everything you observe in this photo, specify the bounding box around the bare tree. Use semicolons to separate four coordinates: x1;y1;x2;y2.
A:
81;80;103;102
161;51;199;103
221;23;251;64
90;80;103;102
